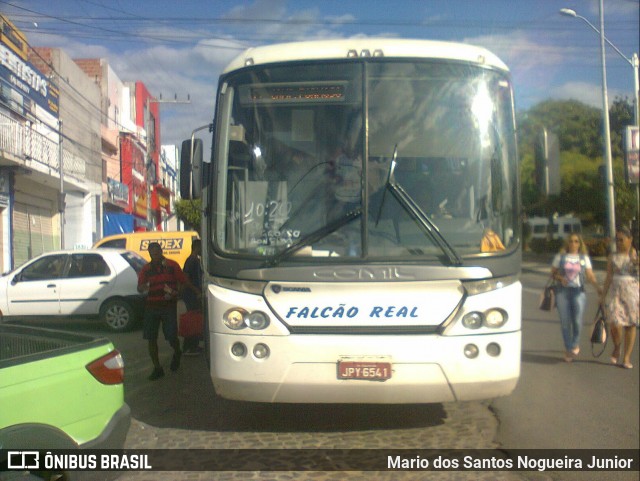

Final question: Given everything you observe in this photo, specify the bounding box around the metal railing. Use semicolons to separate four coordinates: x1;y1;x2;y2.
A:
0;112;86;178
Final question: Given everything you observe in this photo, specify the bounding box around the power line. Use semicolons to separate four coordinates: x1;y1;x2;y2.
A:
3;0;637;155
19;30;187;160
0;22;157;172
6;11;638;29
27;45;138;136
76;0;145;19
2;1;250;49
2;26;197;173
13;23;639;62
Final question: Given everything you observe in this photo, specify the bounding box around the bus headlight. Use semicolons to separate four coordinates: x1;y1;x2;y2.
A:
246;311;270;330
484;309;507;328
463;275;519;295
462;312;483;329
224;308;247;330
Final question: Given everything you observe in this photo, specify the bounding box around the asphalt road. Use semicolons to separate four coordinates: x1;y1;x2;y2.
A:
492;267;639;481
496;268;638;451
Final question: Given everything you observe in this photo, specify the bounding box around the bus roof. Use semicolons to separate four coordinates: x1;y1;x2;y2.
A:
223;38;509;74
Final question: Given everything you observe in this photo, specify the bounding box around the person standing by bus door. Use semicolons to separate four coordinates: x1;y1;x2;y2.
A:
551;234;601;363
182;239;203;355
138;242;200;380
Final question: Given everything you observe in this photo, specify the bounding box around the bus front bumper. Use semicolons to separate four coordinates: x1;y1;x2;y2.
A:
210;331;520;403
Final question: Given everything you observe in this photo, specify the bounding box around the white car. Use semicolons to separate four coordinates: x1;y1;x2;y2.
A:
0;249;146;331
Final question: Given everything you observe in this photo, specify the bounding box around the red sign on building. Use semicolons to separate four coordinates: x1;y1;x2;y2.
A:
120;135;148;219
152;184;172;215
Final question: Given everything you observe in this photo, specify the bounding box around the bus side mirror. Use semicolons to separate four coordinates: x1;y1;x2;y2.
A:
180;138;203;199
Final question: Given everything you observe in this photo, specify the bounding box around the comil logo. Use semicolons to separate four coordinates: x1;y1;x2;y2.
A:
8;451;39;469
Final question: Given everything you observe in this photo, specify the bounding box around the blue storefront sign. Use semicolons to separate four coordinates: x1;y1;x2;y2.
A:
0;41;59;119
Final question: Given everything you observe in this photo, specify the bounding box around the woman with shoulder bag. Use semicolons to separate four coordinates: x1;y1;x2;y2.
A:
601;226;639;369
551;234;601;363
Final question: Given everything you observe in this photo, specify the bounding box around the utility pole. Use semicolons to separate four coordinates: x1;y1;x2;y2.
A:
58;119;65;248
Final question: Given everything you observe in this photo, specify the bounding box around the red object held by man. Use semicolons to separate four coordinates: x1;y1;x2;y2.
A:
179;310;204;338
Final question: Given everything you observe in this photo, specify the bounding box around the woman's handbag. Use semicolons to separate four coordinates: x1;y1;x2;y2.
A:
590;305;608;357
539;278;556;311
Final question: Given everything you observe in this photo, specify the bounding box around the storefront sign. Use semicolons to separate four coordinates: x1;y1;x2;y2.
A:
132;180;147;218
0;42;59;118
107;178;129;206
152;184;171;215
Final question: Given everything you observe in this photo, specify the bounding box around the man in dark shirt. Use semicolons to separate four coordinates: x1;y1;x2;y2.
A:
182;239;203;355
138;241;199;380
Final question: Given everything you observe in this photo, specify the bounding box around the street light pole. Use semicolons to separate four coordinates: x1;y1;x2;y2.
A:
559;3;619;250
597;0;616;251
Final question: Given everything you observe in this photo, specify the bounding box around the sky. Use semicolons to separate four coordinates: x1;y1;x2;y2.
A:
1;0;638;148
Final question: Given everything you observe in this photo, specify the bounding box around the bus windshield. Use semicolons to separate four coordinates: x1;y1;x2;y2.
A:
214;60;518;262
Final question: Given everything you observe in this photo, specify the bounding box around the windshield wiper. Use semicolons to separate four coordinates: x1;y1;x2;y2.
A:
279;162;333;233
375;145;462;266
375;144;398;227
263;208;362;267
388;183;463;265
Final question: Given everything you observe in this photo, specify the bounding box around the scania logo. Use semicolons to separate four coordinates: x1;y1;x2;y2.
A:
271;285;312;294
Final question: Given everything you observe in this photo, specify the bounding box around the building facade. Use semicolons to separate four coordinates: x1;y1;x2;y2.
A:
0;120;60;271
75;59;132;227
29;46;103;252
0;14;172;271
0;16;64;270
132;81;169;231
160;144;179;231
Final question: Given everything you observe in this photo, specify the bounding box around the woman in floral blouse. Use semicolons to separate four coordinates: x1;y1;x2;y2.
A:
601;226;639;369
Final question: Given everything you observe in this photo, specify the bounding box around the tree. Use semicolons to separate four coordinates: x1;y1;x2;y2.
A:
518;98;636;227
518;100;602;158
518;100;602;220
609;96;634;159
608;97;636;225
174;198;201;232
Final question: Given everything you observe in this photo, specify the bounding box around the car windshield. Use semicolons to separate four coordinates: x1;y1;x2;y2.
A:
213;60;518;262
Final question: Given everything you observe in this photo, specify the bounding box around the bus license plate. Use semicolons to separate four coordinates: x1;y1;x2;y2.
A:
337;361;392;381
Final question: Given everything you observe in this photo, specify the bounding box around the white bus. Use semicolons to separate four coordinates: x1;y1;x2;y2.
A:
181;38;521;403
527;216;582;240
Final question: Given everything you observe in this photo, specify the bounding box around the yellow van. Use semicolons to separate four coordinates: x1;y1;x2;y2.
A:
93;231;199;266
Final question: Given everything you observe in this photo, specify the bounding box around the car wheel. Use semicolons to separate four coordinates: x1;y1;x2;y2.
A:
100;299;134;331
